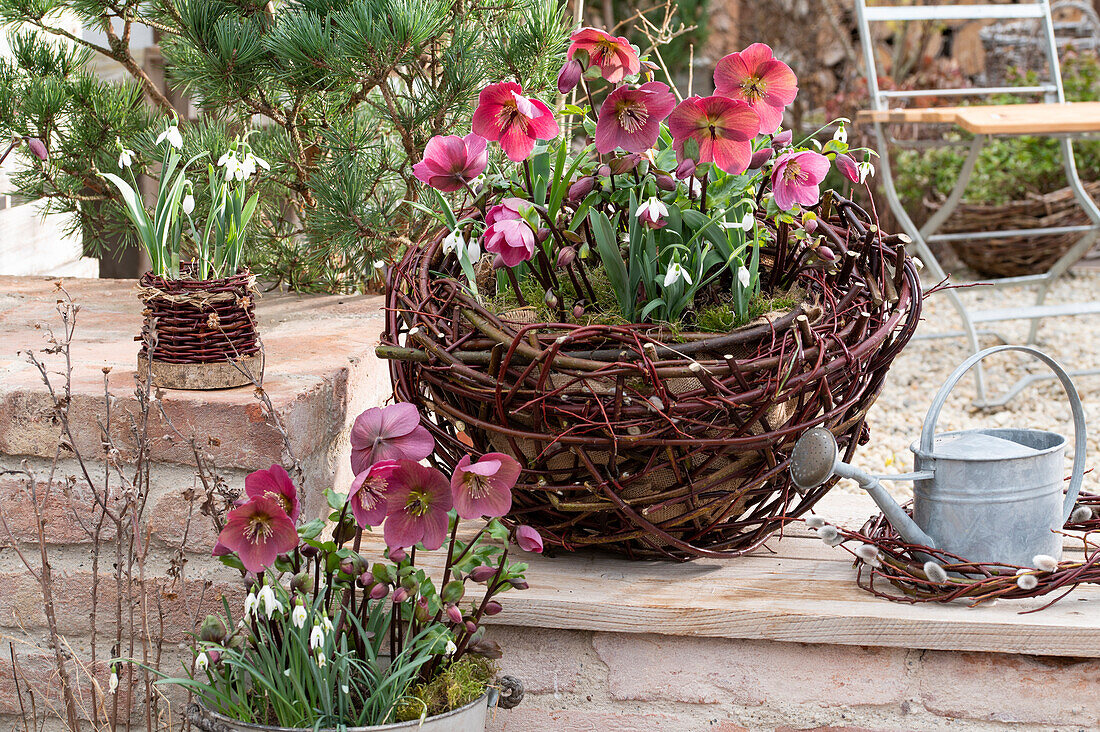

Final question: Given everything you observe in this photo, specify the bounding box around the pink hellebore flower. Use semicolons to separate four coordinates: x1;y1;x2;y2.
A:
412;134;488;192
348;459;400;528
483;198;537;267
595;82;676;154
450;452;522;519
516;525;544;553
383;460;453;551
713;43;798;135
668;96;760;175
472;82;558;163
350;403;434;475
771;151;830;211
244;464;300;523
217;496;299;573
567;27;641;83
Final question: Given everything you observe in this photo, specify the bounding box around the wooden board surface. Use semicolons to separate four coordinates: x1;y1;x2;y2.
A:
368;492;1100;657
857;102;1100;135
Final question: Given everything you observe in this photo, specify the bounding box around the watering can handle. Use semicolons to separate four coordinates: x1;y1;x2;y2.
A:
920;345;1087;523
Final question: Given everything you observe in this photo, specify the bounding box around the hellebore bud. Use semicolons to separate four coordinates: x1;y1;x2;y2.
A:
290;572;311;594
300;544;319;558
655;173;676;191
25;137;48;161
772;129;793;148
415;598;431;623
816;246;836;262
446;604;463;624
468;565;498;583
597;164;611;178
340;555;366;578
393;587;409;603
441;580;465;604
803;215;818;234
492;253;506;270
465;620;478;634
557;59;583;94
674;158;696;180
748;147;774;170
207;649;222;666
388;547;407;563
609;154;640;175
568;175;595;200
835;153;860;184
332;515;357;544
508;579;529;590
573;302;586;320
200;615;226;643
536;227;550;243
370;583;390;600
484;601;503;616
556;246;577;268
544;289;559;310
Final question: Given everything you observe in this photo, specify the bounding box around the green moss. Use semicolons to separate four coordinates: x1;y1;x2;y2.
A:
395;656;496;722
695;290;800;332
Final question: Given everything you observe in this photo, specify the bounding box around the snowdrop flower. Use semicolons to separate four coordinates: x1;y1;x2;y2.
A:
373;260;386;270
442;230;467;258
156;124;183;150
291;602;307;629
663;261;692;287
117;145;135;170
315;652;327;668
108;670;119;694
445;640;458;656
923;561;948;584
832;124;847;144
258;585;283;619
243;591;259;618
737;265;751;289
310;623;325;650
321;615;334;633
857;161;875;183
1032;554;1059;572
182;190;195;216
194;652;209;672
341;683;350;694
217;151;241;181
635;196;668;226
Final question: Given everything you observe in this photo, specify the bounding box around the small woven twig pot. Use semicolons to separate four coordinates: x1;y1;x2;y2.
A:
136;265;262;390
383;203;921;559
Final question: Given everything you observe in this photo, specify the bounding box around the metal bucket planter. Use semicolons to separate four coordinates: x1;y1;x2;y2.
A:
187;689;498;732
136;265;263;390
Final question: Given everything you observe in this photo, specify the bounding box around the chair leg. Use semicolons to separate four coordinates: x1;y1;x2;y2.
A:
873;124;987;403
1025;136;1100;344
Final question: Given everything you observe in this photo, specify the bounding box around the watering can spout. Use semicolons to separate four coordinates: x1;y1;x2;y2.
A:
790;428;937;548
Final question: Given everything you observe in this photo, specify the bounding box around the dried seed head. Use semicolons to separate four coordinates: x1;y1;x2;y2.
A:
923;561;948;584
1032;554;1059;573
1016;573;1039;591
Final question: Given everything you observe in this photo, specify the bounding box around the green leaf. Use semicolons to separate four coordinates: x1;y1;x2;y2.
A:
589;209;633;319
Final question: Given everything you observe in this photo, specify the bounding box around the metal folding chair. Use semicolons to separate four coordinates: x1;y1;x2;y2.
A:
854;1;1100;406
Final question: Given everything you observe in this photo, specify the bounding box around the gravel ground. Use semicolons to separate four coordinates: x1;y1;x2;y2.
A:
842;266;1100;498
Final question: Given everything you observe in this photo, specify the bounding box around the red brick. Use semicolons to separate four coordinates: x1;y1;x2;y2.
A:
488;626;597;695
593;634;909;708
487;708;689;732
0;474;116;545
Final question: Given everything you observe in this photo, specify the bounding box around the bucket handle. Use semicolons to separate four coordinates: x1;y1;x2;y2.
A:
920;345;1087;523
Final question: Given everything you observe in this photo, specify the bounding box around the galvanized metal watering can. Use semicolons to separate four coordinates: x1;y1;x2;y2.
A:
790;345;1086;566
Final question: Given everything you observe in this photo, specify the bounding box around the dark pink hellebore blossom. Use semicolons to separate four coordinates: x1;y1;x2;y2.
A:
350;403;434;475
771;151;830;211
412;134;488;192
244;464;300;523
382;460;453;551
450;452;522;519
483;198;537;267
714;43;798;135
348;459;400;528
567;27;641;83
668;96;760;174
472;82;558;163
595;82;677;154
217;495;299;573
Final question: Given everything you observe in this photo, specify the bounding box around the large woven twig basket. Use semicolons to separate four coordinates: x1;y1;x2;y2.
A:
137;265;262;390
382;203;921;559
928;181;1100;278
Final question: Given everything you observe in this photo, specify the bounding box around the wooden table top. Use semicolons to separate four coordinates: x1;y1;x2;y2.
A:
857;101;1100;135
